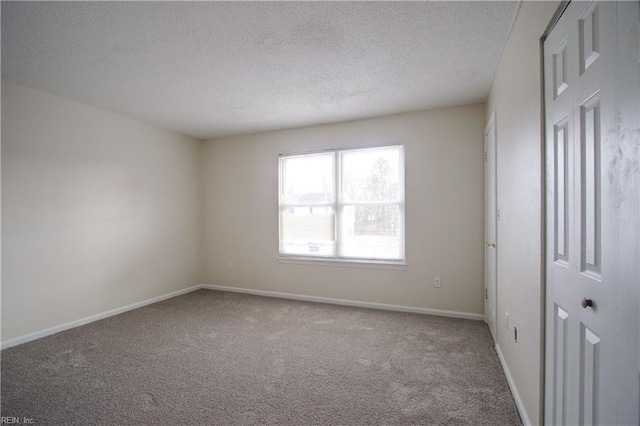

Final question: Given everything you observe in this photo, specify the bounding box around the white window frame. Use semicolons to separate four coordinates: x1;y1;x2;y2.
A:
278;144;406;269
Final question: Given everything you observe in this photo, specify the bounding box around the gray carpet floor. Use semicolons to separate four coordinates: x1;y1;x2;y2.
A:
1;289;522;425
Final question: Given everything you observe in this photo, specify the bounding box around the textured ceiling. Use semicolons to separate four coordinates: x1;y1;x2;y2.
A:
2;1;520;140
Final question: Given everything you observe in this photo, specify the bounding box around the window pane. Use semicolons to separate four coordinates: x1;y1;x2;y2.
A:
280;207;335;256
341;147;401;203
281;153;334;205
340;204;402;260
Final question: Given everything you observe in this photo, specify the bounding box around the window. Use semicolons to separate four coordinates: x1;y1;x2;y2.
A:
278;145;405;264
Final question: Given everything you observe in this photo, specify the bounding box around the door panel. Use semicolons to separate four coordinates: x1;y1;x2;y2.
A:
579;96;601;277
553;118;570;264
552;304;569;425
580;325;599;426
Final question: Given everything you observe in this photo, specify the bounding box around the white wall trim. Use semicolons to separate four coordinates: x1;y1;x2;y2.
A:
1;285;203;350
495;343;531;426
202;284;484;321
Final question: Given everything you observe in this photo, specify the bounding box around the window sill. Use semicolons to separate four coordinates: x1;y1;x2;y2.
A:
277;256;407;270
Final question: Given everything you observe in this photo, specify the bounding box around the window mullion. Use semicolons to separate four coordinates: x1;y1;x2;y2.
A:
398;146;406;260
334;151;341;260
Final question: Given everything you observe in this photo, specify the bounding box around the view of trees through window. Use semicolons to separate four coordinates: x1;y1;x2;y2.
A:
343;156;400;237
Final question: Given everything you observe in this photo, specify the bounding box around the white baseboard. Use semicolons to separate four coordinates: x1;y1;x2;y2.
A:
2;283;484;350
1;284;203;350
201;284;484;321
495;343;531;426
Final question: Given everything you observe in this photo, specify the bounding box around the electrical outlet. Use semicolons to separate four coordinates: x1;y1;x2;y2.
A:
226;261;232;271
434;277;442;288
505;312;509;330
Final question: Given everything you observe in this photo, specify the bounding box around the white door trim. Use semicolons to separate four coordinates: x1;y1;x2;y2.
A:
484;111;498;342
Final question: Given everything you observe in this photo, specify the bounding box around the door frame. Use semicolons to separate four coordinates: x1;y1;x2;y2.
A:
484;111;498;342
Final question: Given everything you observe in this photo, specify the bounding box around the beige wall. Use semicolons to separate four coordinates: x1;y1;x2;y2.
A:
486;1;560;424
201;104;485;315
1;81;202;341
